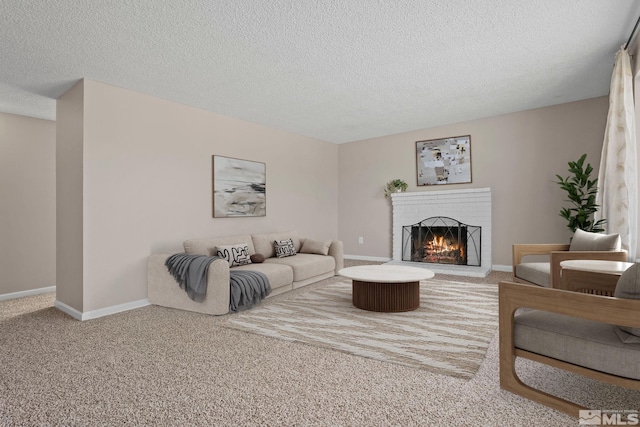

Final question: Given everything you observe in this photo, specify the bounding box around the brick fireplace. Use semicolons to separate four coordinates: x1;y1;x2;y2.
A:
389;188;492;277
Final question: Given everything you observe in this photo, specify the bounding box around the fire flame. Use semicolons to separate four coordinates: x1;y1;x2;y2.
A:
424;235;461;259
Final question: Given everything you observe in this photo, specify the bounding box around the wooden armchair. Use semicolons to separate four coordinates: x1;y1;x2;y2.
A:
512;243;627;288
499;279;640;417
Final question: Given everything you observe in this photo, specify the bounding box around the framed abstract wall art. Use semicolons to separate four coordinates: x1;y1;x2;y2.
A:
416;135;471;186
212;155;266;217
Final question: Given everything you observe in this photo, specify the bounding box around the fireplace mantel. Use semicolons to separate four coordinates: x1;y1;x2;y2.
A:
389;188;492;277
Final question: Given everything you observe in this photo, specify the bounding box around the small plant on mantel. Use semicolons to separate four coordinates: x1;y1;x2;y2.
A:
555;153;606;233
384;179;408;198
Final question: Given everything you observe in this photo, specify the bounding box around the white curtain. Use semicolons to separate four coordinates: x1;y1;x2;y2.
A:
596;46;638;261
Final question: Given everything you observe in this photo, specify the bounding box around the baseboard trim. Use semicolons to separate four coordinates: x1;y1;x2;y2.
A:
491;264;513;273
54;300;83;320
0;286;56;302
54;299;150;321
344;258;513;273
344;255;392;262
345;257;514;274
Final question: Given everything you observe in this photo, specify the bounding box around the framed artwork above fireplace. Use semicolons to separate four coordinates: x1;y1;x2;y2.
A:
416;135;471;186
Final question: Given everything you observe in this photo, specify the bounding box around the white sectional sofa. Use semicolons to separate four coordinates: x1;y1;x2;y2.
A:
148;231;343;315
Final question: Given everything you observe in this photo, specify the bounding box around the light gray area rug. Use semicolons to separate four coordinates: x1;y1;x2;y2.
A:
222;279;498;379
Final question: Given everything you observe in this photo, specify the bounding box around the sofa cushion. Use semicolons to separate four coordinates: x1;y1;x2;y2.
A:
216;243;252;267
233;263;293;290
515;262;550;287
514;310;640;380
569;228;621;251
265;253;335;282
184;235;255;257
300;238;331;256
252;231;301;258
614;263;640;339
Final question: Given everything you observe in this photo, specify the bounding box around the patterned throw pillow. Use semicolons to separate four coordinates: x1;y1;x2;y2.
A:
274;238;297;258
216;243;252;267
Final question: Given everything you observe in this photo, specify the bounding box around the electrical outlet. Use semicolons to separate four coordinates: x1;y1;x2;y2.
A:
358;237;364;244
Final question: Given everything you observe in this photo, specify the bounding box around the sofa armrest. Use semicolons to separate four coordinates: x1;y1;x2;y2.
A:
329;240;344;274
147;254;231;315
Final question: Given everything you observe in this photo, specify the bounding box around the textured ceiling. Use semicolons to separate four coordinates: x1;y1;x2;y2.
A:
1;1;640;144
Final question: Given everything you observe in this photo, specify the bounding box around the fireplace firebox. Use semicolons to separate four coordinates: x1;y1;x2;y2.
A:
401;217;481;266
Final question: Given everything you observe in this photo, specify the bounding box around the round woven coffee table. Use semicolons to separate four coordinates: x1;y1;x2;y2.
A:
338;265;435;312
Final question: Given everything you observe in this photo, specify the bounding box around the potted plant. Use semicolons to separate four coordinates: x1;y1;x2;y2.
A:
555;153;606;233
384;179;408;198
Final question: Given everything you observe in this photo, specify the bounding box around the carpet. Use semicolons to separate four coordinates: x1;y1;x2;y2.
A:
4;278;639;426
222;278;499;379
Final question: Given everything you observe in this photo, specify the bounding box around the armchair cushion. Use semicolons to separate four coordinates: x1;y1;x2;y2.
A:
515;310;640;380
514;262;550;287
614;263;640;338
569;228;621;251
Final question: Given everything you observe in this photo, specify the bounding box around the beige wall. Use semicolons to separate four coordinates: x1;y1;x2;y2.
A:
338;97;609;267
0;112;56;295
9;79;613;309
61;79;338;312
56;81;85;310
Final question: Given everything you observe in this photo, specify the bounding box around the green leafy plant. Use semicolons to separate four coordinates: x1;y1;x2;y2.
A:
555;153;606;233
384;179;408;198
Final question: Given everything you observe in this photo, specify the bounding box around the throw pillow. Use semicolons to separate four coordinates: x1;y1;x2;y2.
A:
300;239;331;256
274;238;297;258
250;254;265;263
615;328;640;344
216;243;252;267
613;263;640;340
569;228;621;251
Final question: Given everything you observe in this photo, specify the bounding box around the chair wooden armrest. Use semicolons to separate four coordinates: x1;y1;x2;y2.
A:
550;250;627;289
512;243;570;275
499;281;640;417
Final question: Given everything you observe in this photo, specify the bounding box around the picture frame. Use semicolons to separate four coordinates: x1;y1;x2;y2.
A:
416;135;471;186
212;155;266;217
